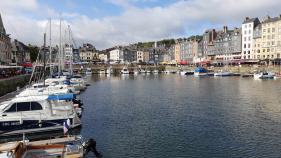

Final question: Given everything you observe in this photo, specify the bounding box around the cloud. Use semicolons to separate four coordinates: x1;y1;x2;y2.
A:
1;0;281;50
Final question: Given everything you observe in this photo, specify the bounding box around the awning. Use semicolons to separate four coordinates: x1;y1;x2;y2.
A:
48;94;75;100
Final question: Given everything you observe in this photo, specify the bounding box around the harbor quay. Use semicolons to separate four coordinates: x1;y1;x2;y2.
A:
72;63;281;74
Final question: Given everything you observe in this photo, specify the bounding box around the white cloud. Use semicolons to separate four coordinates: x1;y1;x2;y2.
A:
1;0;281;49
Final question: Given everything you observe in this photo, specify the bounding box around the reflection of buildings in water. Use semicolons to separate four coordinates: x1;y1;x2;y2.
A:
238;80;281;121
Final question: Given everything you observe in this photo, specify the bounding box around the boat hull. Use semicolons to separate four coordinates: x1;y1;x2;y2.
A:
0;119;81;136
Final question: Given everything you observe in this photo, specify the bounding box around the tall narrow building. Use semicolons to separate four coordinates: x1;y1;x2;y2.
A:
241;17;260;60
0;13;12;64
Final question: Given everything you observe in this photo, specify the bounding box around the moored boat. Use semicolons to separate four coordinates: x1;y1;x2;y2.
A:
0;94;81;136
194;67;208;77
254;72;274;80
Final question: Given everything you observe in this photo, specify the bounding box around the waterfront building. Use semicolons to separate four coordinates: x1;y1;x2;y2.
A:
123;47;137;63
109;47;124;63
64;44;73;62
174;41;181;63
143;51;150;63
72;48;80;63
0;14;12;65
242;17;260;60
99;53;108;63
179;40;190;63
168;45;175;60
136;51;144;63
204;29;217;61
252;24;263;59
11;39;30;65
79;43;99;63
260;15;281;60
213;26;242;64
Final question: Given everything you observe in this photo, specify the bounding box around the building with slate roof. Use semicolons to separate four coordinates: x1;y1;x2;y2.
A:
0;13;12;65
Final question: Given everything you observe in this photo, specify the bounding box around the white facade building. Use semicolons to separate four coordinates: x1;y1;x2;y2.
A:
242;17;260;60
109;48;124;63
99;53;108;62
136;51;144;63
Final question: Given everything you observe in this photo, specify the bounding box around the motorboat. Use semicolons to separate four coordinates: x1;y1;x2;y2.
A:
214;70;232;77
85;68;92;75
121;67;129;74
0;136;101;158
139;69;146;73
274;73;281;79
153;70;159;74
180;71;187;75
194;67;208;76
0;94;81;136
254;72;274;80
70;75;86;91
163;70;170;74
145;70;151;74
99;69;106;74
106;67;113;74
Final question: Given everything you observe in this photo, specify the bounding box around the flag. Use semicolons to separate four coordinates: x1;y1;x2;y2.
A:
63;119;70;134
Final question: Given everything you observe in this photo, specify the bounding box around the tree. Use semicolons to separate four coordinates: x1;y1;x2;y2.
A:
28;45;39;62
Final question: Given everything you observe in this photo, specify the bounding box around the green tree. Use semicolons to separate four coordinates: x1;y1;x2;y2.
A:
28;45;39;62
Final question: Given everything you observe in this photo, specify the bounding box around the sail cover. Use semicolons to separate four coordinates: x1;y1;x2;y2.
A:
48;93;75;100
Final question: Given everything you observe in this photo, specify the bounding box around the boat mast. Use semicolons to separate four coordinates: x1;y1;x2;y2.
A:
59;16;62;76
68;25;73;76
49;18;52;76
43;33;46;87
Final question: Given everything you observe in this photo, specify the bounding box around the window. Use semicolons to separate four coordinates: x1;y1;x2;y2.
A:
268;28;270;33
17;102;31;112
248;44;251;48
263;29;266;33
272;34;275;39
244;44;246;48
244;37;246;41
272;28;275;32
249;30;251;34
248;36;251;40
248;51;250;54
244;51;246;54
267;49;270;52
5;104;17;112
257;50;260;53
31;102;43;110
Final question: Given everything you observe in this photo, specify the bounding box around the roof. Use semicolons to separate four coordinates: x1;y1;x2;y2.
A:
0;13;6;35
262;16;281;24
242;17;259;24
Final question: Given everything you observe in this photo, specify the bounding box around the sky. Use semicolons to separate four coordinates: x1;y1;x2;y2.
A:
0;0;281;50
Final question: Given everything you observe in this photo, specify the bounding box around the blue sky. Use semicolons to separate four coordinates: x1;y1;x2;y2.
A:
1;0;281;49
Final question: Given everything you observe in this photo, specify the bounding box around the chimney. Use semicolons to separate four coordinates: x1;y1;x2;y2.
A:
223;26;228;33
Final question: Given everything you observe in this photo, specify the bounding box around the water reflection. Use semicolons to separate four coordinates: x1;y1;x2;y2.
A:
81;75;281;158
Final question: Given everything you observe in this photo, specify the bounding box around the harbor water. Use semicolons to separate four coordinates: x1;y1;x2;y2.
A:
80;74;281;158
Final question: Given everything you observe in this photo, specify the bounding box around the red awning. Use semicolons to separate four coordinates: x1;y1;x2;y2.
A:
180;61;188;65
21;62;33;67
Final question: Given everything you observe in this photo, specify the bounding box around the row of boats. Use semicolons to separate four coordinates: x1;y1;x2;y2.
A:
87;66;280;80
0;74;100;157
